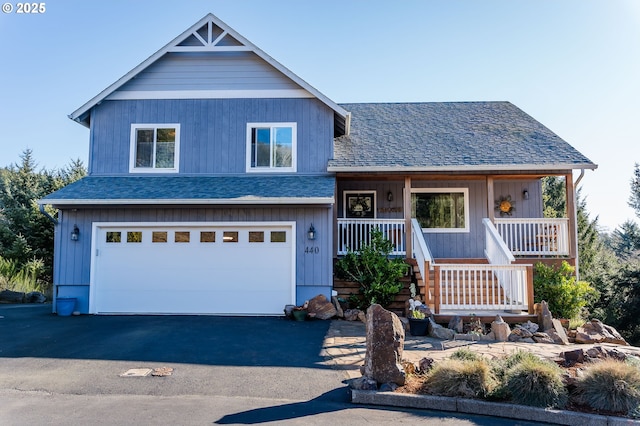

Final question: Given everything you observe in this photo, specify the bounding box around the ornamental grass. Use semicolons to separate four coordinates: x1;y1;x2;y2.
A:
422;358;496;398
502;357;568;408
573;359;640;414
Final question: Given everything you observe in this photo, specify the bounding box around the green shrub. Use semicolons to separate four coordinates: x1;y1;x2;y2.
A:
335;228;408;309
423;358;496;398
533;261;597;319
573;359;640;413
503;357;568;408
450;348;482;362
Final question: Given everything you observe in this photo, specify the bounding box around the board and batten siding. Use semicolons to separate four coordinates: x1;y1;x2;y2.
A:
493;179;543;219
54;206;333;312
89;98;334;175
114;52;301;92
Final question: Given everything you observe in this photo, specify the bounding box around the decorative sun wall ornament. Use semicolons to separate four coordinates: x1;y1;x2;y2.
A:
495;195;515;216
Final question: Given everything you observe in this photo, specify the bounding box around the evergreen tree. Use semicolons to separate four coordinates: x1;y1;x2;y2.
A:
542;176;566;218
629;163;640;218
0;149;86;283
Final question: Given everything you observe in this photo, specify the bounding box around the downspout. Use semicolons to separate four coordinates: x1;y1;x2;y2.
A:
572;169;585;281
39;204;58;225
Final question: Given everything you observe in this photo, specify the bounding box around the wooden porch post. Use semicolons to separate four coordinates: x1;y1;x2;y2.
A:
433;265;441;314
487;176;495;222
527;265;535;314
565;173;578;271
404;176;412;259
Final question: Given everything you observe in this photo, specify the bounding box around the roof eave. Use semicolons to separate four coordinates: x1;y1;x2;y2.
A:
38;196;335;207
326;163;598;173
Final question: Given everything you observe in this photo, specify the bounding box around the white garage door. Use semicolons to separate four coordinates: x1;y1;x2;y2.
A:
90;222;295;315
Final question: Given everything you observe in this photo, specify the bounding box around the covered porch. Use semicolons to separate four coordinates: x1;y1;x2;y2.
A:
333;173;579;316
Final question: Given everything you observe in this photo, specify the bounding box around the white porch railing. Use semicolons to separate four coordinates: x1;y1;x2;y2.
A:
494;218;570;256
435;264;531;311
337;219;405;256
411;218;434;280
483;218;515;266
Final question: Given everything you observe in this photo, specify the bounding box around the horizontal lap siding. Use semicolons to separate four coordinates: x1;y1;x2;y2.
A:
54;206;333;289
90;98;333;174
116;52;299;92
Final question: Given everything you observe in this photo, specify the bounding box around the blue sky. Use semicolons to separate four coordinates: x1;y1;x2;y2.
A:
0;0;638;231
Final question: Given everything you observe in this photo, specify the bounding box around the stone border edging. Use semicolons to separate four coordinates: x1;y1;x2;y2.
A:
351;390;640;425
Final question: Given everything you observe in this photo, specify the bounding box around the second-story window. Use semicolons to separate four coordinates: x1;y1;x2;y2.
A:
130;124;180;173
246;123;296;172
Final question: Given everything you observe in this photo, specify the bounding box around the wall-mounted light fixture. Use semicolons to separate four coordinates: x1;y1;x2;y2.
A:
522;189;529;200
307;224;316;240
387;191;393;202
71;225;80;242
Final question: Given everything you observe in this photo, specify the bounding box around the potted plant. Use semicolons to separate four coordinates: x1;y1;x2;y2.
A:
292;306;308;321
408;309;429;336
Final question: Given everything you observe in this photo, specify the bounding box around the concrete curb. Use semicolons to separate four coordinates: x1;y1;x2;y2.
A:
351;390;640;426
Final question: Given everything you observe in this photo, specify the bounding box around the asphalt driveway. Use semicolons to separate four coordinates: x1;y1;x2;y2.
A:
0;304;348;402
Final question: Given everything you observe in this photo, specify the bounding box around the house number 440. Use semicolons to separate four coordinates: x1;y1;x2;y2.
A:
305;247;320;254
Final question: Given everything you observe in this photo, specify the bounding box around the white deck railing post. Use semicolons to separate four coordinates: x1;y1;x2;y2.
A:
494;218;570;256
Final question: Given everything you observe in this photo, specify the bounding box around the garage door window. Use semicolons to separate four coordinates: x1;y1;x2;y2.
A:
249;231;264;243
271;231;286;243
200;232;215;243
152;231;168;243
223;231;238;242
127;232;142;243
106;232;121;243
175;232;190;243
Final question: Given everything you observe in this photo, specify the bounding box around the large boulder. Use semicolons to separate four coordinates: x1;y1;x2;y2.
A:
448;315;464;333
491;315;511;342
306;294;337;320
0;290;25;303
547;319;570;345
575;319;629;346
25;291;46;303
428;318;455;340
362;304;406;386
539;300;554;332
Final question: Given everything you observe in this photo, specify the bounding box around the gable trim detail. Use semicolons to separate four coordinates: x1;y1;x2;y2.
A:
69;13;348;128
107;89;314;101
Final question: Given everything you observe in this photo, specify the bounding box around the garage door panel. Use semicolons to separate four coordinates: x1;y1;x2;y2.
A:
92;224;294;315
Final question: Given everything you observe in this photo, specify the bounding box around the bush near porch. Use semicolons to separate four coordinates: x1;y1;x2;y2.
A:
335;229;409;310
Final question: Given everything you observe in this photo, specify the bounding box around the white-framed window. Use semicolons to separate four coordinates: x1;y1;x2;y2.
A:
411;188;470;233
246;123;296;172
129;124;180;173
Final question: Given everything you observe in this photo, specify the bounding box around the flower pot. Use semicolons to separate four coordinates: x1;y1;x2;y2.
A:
409;318;429;336
56;297;76;316
292;309;307;321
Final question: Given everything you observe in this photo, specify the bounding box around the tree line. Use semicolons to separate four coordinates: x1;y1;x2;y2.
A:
0;149;85;294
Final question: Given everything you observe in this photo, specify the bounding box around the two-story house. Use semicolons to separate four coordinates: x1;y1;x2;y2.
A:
40;13;596;316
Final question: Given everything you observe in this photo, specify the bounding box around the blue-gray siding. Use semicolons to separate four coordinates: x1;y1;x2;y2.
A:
89;98;334;175
54;206;333;312
114;52;300;92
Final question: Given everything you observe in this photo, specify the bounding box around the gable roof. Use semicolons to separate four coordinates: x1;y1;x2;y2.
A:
329;102;596;173
68;13;349;134
38;175;335;207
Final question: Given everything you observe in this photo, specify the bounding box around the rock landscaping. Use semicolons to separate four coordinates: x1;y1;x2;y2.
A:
342;303;640;422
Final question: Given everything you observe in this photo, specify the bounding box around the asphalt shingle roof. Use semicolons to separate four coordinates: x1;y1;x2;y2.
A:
39;175;335;206
330;102;596;171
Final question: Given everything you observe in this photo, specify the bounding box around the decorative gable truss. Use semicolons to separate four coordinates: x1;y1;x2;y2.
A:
68;13;349;133
172;20;248;52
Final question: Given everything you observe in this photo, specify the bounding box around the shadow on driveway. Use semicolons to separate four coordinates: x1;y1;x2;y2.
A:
0;304;331;368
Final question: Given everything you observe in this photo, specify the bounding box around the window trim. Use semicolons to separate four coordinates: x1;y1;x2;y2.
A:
411;188;470;233
129;123;181;173
245;122;297;173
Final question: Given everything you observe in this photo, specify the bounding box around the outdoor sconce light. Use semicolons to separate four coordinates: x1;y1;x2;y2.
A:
307;224;316;241
522;189;529;200
387;191;393;202
71;225;80;242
